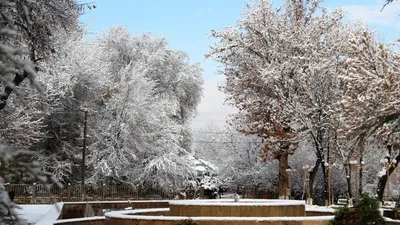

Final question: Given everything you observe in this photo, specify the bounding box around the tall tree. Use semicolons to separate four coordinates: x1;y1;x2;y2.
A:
0;0;83;220
208;0;351;200
338;30;400;201
31;29;104;182
35;26;204;189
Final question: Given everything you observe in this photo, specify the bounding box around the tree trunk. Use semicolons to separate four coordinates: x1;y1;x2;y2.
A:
0;71;28;110
359;157;363;198
345;165;352;200
321;162;329;206
377;152;399;201
278;151;289;199
309;158;321;202
377;173;387;202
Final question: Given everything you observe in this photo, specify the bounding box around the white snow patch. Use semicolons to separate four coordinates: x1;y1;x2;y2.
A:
384;217;400;223
62;200;169;204
14;200;168;224
15;204;52;224
53;216;105;224
377;168;387;178
196;165;206;172
168;199;305;206
306;205;335;213
36;202;64;225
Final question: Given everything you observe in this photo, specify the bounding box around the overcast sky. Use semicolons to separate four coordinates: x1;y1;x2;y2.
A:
80;0;400;130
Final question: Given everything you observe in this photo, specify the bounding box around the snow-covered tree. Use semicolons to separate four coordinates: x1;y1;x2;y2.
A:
0;0;83;110
35;26;203;190
0;0;84;221
207;0;354;200
338;29;400;201
29;29;105;182
193;125;264;187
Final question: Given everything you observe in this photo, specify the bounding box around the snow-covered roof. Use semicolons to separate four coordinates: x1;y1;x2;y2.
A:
188;154;218;173
197;158;218;171
196;165;207;172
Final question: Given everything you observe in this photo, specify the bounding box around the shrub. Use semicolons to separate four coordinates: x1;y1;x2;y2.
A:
328;194;386;225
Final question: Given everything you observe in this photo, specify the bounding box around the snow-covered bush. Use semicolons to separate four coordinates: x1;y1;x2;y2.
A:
199;175;219;199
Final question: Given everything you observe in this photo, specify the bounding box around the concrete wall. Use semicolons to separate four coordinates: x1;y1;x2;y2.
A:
169;204;305;217
59;201;169;219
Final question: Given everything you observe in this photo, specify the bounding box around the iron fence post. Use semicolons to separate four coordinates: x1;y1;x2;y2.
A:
67;183;71;201
102;184;105;201
32;183;36;204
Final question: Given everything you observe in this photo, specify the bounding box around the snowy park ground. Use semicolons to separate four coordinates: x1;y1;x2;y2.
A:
11;204;57;225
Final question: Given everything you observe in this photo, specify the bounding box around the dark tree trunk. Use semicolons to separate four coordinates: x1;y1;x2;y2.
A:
377;152;399;201
0;71;28;110
309;158;321;202
377;174;387;202
345;165;352;200
278;151;289;199
359;157;363;198
321;162;329;206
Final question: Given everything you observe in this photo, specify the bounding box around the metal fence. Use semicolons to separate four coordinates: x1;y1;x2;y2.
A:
6;183;275;204
7;183;187;203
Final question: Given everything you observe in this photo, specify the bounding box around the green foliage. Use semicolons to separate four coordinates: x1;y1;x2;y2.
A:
357;194;386;225
328;207;356;225
328;194;386;225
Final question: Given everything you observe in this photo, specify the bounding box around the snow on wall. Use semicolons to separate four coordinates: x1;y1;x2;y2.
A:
168;199;305;206
53;216;105;224
305;205;335;213
105;208;334;222
61;200;170;204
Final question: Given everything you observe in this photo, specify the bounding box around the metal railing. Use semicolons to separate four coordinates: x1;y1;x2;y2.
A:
6;183;190;203
6;183;276;204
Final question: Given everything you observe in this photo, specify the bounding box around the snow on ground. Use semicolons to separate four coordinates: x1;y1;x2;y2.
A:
35;203;63;225
14;204;52;224
306;204;335;213
13;203;63;225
